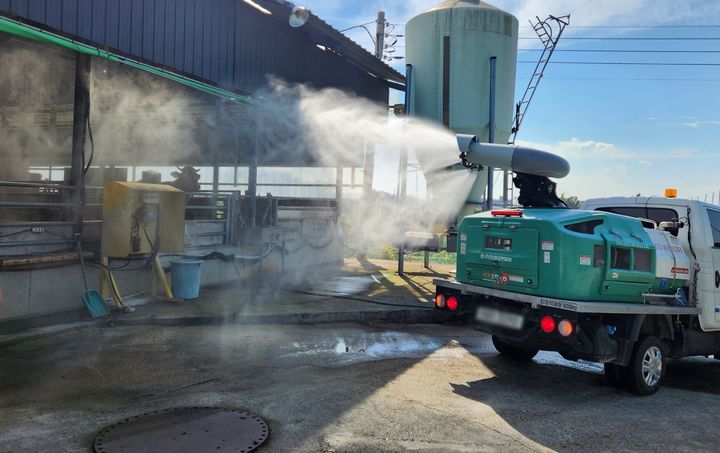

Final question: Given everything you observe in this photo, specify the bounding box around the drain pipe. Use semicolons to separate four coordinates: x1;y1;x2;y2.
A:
486;56;496;211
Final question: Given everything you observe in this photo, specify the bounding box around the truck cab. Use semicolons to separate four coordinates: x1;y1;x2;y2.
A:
434;196;720;395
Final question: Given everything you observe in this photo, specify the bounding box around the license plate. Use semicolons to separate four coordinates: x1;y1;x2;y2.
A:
476;307;524;330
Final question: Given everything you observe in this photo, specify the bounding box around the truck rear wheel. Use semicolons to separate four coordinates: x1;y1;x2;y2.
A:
624;336;666;396
492;335;538;360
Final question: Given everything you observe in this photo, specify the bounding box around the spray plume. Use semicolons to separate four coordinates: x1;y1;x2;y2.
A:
252;81;476;244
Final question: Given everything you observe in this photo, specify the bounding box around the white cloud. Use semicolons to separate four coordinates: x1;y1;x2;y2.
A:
668;148;695;157
682;120;720;128
509;137;648;198
516;137;637;160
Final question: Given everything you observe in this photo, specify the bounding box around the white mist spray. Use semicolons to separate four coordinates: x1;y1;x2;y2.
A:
251;81;475;245
0;39;76;182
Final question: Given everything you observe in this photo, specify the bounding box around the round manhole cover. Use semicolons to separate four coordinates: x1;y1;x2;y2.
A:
94;407;268;453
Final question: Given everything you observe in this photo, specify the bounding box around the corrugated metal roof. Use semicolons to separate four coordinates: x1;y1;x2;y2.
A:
0;0;403;103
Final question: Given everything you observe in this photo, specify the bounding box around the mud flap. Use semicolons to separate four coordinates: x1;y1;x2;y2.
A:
573;322;618;363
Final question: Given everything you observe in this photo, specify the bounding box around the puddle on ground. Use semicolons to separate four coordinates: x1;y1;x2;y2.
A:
307;276;378;296
284;331;463;365
534;351;604;374
282;328;606;372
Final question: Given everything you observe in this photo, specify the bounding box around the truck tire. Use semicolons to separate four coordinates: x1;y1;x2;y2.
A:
603;363;626;389
492;335;538;360
624;336;666;396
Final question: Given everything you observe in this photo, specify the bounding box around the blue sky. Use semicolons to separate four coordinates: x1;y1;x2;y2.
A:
298;0;720;201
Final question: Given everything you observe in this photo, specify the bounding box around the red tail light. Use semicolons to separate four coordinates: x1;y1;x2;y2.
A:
446;296;459;312
491;210;523;217
540;316;556;333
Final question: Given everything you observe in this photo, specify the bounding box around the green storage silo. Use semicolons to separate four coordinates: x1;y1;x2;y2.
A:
405;0;519;215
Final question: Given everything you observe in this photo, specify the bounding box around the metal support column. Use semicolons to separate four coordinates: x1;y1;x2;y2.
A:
335;166;343;215
486;56;496;211
211;105;221;198
212;165;219;189
397;64;412;275
70;54;91;234
362;142;374;197
358;142;374;259
502;171;510;206
397;148;408;275
249;133;259;228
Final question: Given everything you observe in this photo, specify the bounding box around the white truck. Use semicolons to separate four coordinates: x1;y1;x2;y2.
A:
581;195;720;392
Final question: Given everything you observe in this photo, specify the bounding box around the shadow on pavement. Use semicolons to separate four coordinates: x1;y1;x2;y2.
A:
663;357;720;395
449;348;720;452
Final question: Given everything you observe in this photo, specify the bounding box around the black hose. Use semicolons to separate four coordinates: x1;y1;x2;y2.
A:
83;111;95;175
282;288;435;310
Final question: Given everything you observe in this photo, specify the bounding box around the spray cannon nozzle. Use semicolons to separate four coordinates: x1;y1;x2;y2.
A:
457;134;479;153
456;135;482;171
456;134;570;179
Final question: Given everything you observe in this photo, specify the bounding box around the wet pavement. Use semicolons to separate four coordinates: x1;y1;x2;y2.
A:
2;322;720;452
108;259;453;328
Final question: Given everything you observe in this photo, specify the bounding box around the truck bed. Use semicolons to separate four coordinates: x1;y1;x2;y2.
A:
434;279;701;315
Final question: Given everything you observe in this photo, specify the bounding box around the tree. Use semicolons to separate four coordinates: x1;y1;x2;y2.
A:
560;193;582;209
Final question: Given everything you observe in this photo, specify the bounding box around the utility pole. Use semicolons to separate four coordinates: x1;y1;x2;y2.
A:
374;11;385;59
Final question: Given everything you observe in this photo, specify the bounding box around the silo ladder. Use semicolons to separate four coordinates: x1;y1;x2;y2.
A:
509;14;570;145
503;14;569;206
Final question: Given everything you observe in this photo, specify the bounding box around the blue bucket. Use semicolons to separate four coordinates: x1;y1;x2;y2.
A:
170;260;203;300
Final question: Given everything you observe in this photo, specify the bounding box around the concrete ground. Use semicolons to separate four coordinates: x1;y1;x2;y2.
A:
3;321;720;452
3;259;720;452
114;258;452;326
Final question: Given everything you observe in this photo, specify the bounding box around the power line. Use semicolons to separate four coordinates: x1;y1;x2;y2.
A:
398;46;720;53
519;37;720;40
517;77;720;81
390;23;720;28
518;60;720;66
518;49;720;53
524;25;720;28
